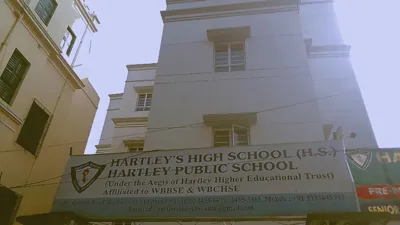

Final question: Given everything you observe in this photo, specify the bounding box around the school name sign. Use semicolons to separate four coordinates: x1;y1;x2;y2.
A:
52;141;358;220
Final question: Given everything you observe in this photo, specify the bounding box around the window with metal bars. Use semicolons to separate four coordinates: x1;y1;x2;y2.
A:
136;93;152;111
60;26;77;56
35;0;58;26
213;125;249;147
16;100;51;156
0;49;30;104
214;43;245;72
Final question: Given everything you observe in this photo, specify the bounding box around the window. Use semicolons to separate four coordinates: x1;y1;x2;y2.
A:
128;142;144;152
60;27;76;56
16;101;51;156
35;0;58;26
0;49;30;104
214;43;245;72
136;93;152;111
0;185;22;225
213;125;249;147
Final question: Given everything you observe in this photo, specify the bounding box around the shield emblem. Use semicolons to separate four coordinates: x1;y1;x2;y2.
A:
346;149;372;170
71;161;106;193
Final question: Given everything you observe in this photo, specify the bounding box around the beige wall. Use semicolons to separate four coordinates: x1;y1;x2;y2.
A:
28;0;80;46
0;0;99;222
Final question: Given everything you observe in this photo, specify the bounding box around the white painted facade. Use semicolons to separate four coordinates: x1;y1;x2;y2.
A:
97;0;376;155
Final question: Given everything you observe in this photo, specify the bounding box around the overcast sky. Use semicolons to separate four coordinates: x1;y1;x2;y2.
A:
81;0;400;154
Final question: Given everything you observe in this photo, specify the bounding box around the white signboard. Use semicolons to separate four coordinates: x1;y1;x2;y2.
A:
52;141;358;220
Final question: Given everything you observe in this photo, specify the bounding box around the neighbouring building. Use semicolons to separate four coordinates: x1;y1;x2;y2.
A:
0;0;100;224
97;0;376;155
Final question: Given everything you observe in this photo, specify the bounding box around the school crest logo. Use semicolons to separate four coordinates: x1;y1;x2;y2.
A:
71;161;106;193
346;149;372;170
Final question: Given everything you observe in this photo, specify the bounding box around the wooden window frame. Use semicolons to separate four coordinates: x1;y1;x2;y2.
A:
0;49;30;105
214;42;246;72
135;93;152;111
35;0;58;26
212;124;250;147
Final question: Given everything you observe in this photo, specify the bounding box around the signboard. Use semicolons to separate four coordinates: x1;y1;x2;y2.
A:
346;148;400;217
52;141;358;220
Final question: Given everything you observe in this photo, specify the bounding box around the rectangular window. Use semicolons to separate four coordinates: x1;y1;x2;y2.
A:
136;93;152;111
35;0;58;26
16;101;51;156
60;27;77;56
0;49;30;104
0;185;22;225
128;142;144;152
213;125;249;147
214;43;245;72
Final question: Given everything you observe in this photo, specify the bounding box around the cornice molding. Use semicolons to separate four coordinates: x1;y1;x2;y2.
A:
95;144;112;149
300;0;334;5
133;85;153;93
162;0;299;23
126;63;158;71
166;0;205;4
123;139;144;145
109;93;123;99
112;117;148;127
74;0;99;32
7;0;85;89
307;44;351;58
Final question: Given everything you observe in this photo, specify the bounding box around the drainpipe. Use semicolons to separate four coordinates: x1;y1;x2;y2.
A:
0;10;23;64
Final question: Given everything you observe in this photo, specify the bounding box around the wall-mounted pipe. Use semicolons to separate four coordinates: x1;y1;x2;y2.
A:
0;9;23;65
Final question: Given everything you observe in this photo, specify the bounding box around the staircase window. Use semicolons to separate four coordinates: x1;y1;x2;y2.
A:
0;49;30;104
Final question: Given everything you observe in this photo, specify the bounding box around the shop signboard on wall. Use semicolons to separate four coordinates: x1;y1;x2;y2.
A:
52;141;358;220
347;148;400;218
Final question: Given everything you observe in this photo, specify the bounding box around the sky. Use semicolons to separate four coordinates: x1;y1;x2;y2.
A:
81;0;400;154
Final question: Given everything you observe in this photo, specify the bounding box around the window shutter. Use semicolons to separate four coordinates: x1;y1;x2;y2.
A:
214;44;229;72
233;125;249;146
214;130;230;147
0;186;21;225
0;50;29;104
35;0;57;25
144;93;152;111
16;102;50;156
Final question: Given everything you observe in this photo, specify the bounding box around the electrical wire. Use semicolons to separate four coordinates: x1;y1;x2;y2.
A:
0;71;356;154
6;93;341;189
10;146;376;189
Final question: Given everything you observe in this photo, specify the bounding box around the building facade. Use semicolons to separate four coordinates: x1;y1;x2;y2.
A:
94;1;379;224
0;0;100;224
97;0;375;155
